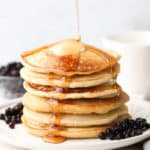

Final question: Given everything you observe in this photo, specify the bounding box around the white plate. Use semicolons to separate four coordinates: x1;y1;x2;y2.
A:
0;97;149;150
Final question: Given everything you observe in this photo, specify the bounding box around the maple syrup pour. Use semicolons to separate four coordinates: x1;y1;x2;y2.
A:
42;110;66;144
43;124;66;144
48;91;72;112
61;76;72;86
51;113;62;125
22;115;65;144
52;76;72;99
43;136;66;144
75;0;81;40
48;98;71;105
42;75;71;144
60;76;72;91
48;124;65;133
45;75;71;144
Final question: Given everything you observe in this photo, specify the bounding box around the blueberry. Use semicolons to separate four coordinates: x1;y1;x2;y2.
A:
5;108;12;116
129;130;135;137
9;121;15;129
16;63;23;69
105;128;113;137
128;120;134;128
141;126;147;131
16;103;23;109
10;70;19;77
99;118;150;140
4;115;11;124
123;132;129;138
99;132;107;139
0;114;5;120
135;130;142;136
11;115;16;122
116;123;123;131
114;134;121;140
0;62;23;77
146;123;150;129
0;102;23;129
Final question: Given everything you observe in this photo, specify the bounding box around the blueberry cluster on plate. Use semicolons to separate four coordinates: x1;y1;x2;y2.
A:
99;118;150;140
0;62;23;77
0;103;23;129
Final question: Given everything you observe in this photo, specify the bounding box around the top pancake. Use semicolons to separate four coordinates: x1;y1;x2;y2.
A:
20;39;119;76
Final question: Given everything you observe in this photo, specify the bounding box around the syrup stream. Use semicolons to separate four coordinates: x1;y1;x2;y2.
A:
75;0;81;41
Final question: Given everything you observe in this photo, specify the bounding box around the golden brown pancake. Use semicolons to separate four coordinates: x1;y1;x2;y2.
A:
23;81;121;99
23;105;128;127
22;114;131;139
20;39;119;76
20;64;120;88
22;91;129;114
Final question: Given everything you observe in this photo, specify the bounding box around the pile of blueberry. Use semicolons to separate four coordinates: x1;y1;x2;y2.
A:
99;118;150;140
0;62;23;77
0;103;23;129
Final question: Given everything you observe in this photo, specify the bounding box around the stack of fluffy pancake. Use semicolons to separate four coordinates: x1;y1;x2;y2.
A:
20;39;130;144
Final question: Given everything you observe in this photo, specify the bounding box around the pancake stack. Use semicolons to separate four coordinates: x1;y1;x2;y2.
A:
20;39;130;144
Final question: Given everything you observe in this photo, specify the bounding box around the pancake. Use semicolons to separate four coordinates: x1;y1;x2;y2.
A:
23;81;121;99
22;91;129;114
23;105;128;127
22;114;130;139
20;39;120;76
20;63;119;88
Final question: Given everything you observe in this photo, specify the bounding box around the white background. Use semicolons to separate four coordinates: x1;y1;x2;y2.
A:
0;0;150;64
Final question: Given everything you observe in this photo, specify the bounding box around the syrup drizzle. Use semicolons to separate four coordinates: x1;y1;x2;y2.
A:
43;75;72;143
75;0;81;40
44;124;66;144
43;136;66;144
